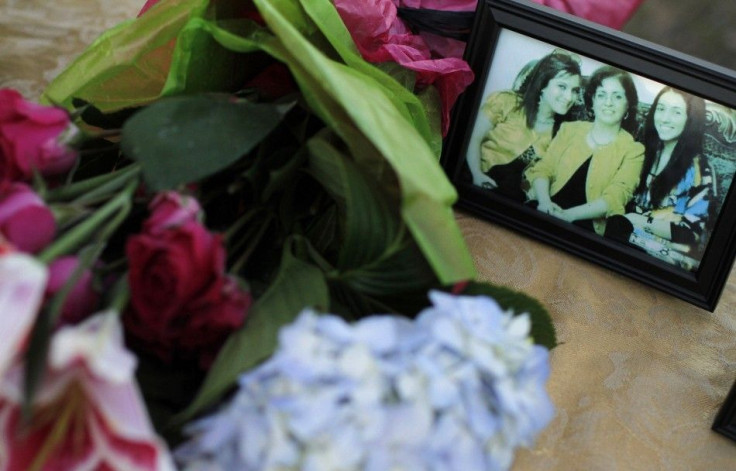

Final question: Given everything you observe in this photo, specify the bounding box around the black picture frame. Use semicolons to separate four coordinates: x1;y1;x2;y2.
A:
713;378;736;442
442;0;736;311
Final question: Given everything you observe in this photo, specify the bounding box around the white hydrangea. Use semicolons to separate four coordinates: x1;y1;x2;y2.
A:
175;291;554;471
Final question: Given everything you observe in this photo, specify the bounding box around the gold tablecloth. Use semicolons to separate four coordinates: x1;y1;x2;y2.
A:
2;1;736;469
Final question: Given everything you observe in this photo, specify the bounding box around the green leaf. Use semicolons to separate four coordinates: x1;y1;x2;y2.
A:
307;135;438;316
307;136;399;269
121;95;288;191
172;237;329;424
135;355;205;445
42;0;211;111
337;236;436;296
161;21;250;96
152;5;473;284
298;0;441;155
459;281;557;350
251;0;476;285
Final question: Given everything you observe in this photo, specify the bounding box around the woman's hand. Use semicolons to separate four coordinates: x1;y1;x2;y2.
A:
537;200;562;215
532;177;557;214
624;212;648;229
552;207;576;222
472;173;498;189
625;212;673;240
555;199;609;223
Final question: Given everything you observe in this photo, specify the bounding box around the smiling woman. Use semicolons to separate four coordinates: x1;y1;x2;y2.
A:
526;66;645;235
605;86;712;270
466;50;582;202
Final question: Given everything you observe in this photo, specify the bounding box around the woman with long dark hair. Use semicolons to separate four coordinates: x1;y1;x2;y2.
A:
605;87;712;269
467;50;582;202
526;66;645;235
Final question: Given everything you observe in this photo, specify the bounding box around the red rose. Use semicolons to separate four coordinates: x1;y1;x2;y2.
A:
183;276;252;368
125;194;249;366
0;181;56;253
0;89;78;182
126;221;225;341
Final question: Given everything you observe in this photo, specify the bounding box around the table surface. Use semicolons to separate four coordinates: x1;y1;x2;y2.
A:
3;1;736;469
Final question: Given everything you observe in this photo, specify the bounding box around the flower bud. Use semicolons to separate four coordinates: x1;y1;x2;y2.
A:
0;181;56;253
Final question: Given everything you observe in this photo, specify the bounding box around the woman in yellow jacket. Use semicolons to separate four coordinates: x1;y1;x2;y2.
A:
527;66;645;235
468;50;582;202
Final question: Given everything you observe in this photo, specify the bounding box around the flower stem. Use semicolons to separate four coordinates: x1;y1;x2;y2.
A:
223;207;262;242
106;274;130;313
24;181;137;419
38;178;138;264
229;212;275;274
45;164;140;203
88;128;122;139
23;242;105;422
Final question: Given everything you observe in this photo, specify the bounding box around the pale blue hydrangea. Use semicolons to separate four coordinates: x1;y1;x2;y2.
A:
175;291;554;471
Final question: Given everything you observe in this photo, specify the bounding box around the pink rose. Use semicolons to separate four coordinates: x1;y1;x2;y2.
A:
45;256;100;325
125;196;249;366
0;88;78;182
143;191;201;234
0;181;55;253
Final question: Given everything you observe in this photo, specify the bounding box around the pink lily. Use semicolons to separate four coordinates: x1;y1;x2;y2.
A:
0;253;47;379
0;310;174;471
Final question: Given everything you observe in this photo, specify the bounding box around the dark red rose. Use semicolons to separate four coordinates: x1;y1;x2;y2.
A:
0;89;78;182
183;276;252;368
127;221;225;331
125;194;249;366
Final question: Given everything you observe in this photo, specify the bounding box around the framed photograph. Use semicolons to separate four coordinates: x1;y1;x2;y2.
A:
713;378;736;442
442;0;736;311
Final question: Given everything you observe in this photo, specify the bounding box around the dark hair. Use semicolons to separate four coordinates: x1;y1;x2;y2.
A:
517;51;582;132
639;87;706;203
584;66;639;135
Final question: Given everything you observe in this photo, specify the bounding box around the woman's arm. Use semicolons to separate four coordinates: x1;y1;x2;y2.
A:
532;177;562;214
634;158;713;244
467;140;498;188
556;198;609;222
624;212;673;239
467;93;508;188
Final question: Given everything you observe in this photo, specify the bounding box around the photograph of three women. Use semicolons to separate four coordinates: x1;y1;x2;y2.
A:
463;29;736;272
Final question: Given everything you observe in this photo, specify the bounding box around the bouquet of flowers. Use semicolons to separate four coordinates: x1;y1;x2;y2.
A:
0;0;647;468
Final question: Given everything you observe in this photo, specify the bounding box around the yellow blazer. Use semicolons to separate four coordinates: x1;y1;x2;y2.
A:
526;121;645;234
479;91;553;173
